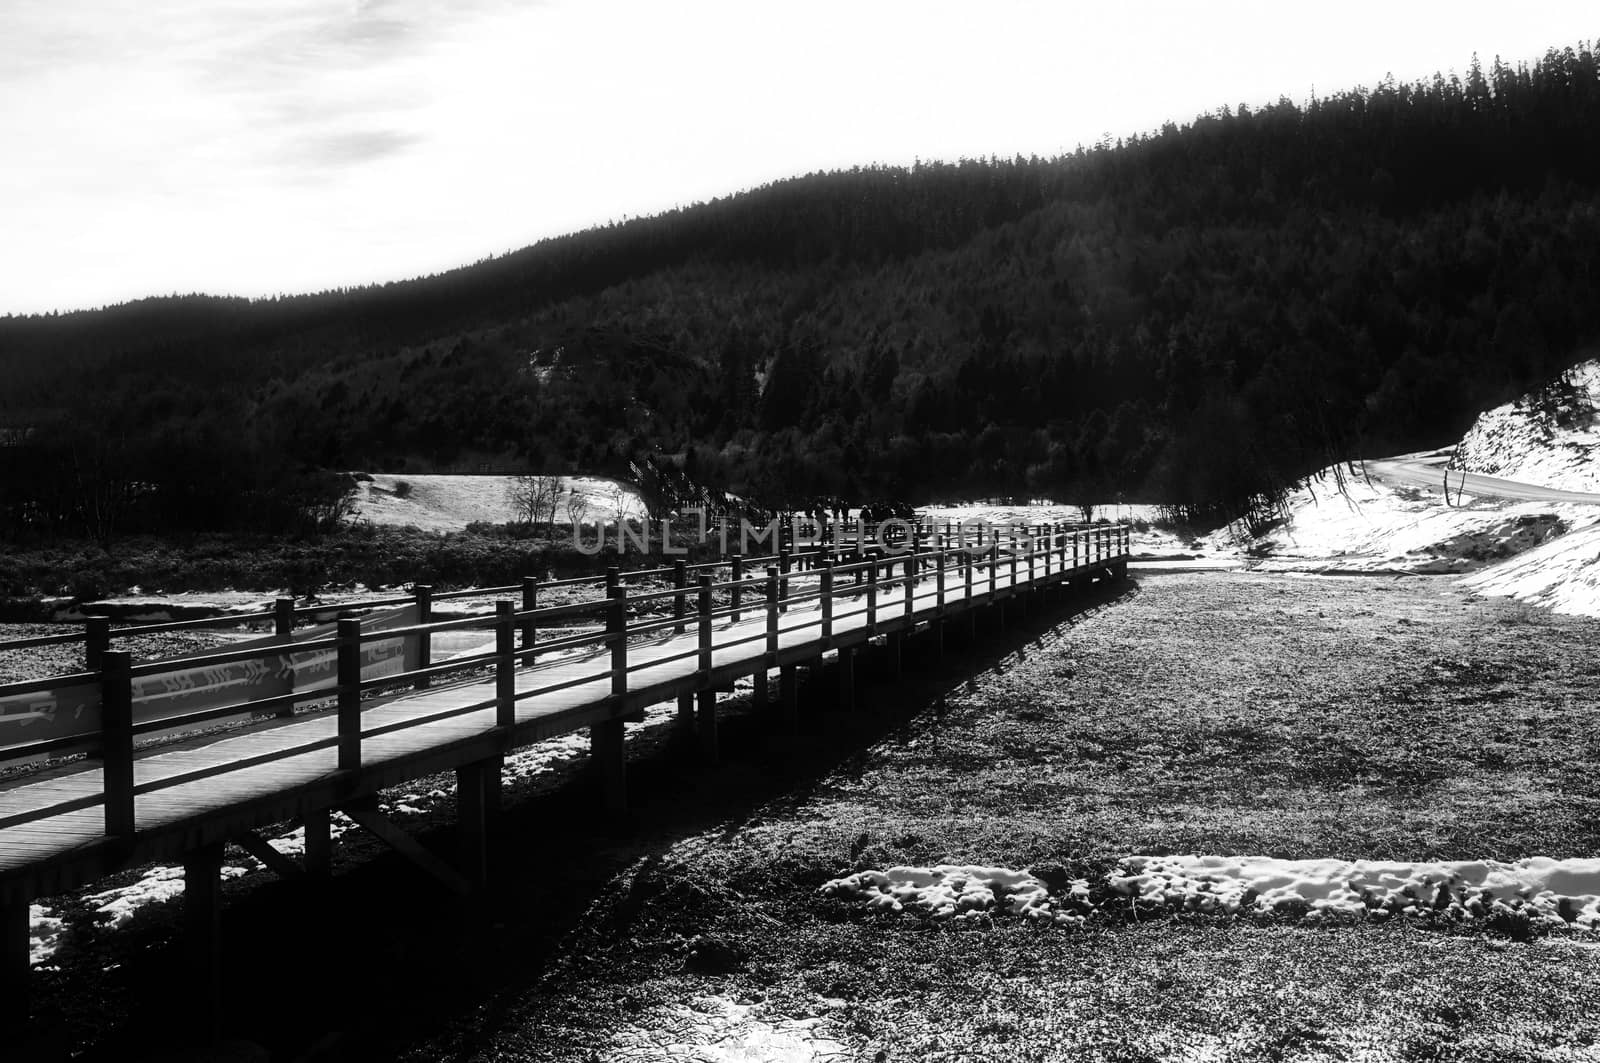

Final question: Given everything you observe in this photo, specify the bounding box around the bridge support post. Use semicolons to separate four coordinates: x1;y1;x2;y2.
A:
886;632;903;681
838;647;855;711
590;720;627;813
697;691;718;762
2;897;27;1031
677;693;695;728
779;664;798;734
456;762;491;891
184;840;226;1043
304;808;332;879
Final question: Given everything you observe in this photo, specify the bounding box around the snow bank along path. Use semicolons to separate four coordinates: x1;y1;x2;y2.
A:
823;855;1600;930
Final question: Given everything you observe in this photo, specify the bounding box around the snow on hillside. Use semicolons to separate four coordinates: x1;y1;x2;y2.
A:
1217;463;1588;575
1461;520;1600;616
1455;359;1600;492
352;474;645;533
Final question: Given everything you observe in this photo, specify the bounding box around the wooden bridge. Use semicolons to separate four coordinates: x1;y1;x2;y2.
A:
0;521;1131;1035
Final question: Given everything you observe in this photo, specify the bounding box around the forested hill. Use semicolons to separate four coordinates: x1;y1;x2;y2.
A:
5;45;1600;536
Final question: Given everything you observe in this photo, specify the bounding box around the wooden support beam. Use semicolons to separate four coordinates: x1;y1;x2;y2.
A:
697;690;718;762
233;830;303;879
184;841;226;1043
589;719;627;814
779;664;798;734
752;668;769;708
887;632;903;681
457;761;489;891
2;897;28;1031
677;692;695;727
303;808;332;879
343;807;473;896
838;647;855;711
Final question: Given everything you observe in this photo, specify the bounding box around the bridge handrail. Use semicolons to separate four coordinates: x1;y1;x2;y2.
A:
0;525;1134;833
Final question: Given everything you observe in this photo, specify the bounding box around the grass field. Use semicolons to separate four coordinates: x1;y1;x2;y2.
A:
23;570;1600;1061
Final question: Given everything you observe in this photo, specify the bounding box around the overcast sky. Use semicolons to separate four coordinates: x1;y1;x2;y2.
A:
1;0;1594;315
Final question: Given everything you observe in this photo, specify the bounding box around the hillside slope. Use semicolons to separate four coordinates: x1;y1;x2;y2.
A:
6;45;1600;537
1455;358;1600;492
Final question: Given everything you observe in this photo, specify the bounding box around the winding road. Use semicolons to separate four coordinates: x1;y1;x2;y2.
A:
1365;453;1600;505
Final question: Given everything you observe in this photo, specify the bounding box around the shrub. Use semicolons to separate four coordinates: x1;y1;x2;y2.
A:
393;480;414;500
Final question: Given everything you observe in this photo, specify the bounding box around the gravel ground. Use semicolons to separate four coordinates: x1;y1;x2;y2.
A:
16;570;1600;1062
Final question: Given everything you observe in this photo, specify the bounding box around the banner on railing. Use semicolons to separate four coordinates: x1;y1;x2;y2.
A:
0;606;421;754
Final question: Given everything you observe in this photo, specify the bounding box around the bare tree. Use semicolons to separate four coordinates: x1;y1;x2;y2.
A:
608;484;629;525
506;475;562;530
564;487;590;528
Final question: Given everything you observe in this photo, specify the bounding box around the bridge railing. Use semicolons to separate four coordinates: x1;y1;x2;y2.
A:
0;524;1131;838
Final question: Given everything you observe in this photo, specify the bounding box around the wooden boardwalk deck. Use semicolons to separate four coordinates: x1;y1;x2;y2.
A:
0;525;1130;1033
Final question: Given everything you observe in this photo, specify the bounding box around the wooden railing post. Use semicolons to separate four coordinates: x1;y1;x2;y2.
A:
937;550;947;615
101;650;134;842
606;567;620;595
731;554;744;623
275;597;296;717
765;566;780;662
964;544;974;603
521;577;539;651
778;548;791;610
866;561;879;633
1074;530;1081;569
495;600;516;728
673;559;688;635
85;614;110;671
1010;531;1019;590
698;575;714;674
608;587;628;699
414;584;433;691
1028;525;1037;586
337;618;362;771
904;549;914;619
274;597;295;639
820;560;834;641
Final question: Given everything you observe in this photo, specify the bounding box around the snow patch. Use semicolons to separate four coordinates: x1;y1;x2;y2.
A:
1110;854;1600;928
86;865;249;929
30;904;64;965
1461;521;1600;617
353;474;645;533
609;995;848;1062
820;864;1090;925
824;856;1600;932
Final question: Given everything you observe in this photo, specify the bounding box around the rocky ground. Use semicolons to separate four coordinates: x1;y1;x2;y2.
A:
12;569;1600;1061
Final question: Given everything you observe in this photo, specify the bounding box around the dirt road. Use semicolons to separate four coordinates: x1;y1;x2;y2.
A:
1367;453;1600;504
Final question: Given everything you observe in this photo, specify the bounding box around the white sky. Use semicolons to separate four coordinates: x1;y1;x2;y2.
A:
1;0;1593;315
